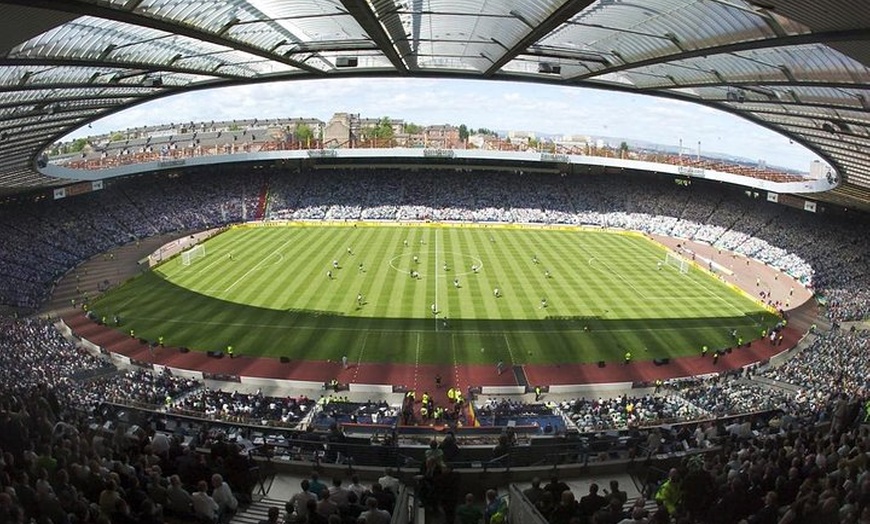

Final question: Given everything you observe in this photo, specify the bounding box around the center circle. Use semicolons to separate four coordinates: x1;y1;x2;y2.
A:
388;251;484;277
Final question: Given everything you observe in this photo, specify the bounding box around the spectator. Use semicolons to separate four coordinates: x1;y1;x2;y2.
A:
166;474;194;517
328;477;350;508
357;496;390;524
456;493;484;524
287;479;316;522
522;477;545;506
258;506;280;524
192;480;219;523
579;483;608;517
211;473;238;518
377;469;399;495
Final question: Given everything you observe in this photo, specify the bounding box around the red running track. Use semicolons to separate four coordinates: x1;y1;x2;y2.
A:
64;313;801;390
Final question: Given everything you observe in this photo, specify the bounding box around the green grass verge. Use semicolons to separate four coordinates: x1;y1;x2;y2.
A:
91;223;777;366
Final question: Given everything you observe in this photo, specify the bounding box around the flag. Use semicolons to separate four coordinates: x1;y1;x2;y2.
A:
467;401;480;427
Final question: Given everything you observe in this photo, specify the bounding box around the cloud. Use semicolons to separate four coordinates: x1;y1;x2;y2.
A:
64;77;822;171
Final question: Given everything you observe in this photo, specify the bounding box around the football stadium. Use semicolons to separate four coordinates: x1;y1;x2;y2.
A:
0;2;869;524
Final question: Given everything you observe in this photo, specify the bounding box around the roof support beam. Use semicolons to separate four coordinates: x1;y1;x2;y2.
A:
569;27;870;81
485;0;597;76
644;78;869;91
0;57;247;81
0;0;325;75
0;93;139;111
736;106;870;129
709;98;868;114
339;0;408;74
0;82;182;94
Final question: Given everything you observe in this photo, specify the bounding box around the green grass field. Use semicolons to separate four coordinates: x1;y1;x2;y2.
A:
91;223;777;365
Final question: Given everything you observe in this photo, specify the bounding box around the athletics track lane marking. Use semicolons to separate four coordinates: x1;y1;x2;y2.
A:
413;332;421;392
352;331;368;383
503;333;517;367
451;333;461;392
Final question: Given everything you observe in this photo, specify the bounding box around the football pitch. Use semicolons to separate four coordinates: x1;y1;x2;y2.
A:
91;223;777;366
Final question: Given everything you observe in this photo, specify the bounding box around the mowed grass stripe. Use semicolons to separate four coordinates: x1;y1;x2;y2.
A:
92;224;775;364
199;229;286;296
500;232;543;319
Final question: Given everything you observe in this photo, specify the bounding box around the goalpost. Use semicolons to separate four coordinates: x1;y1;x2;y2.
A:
664;251;690;274
181;244;206;266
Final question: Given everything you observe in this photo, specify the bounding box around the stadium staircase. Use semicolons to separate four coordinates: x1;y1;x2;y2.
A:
253;179;270;221
228;496;284;524
513;365;529;388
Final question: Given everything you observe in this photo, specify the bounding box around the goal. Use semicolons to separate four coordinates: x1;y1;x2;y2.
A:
181;244;206;266
664;251;690;274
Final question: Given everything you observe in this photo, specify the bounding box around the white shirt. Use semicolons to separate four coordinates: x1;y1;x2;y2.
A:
192;491;218;522
378;474;399;494
212;481;238;513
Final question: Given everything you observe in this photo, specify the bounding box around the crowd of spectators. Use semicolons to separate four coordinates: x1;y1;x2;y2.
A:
659;371;813;419
762;329;870;398
310;399;398;430
0;368;258;524
283;471;399;523
1;316;869;523
82;369;202;410
171;389;315;427
0;169;262;311
0;316;114;404
557;394;706;434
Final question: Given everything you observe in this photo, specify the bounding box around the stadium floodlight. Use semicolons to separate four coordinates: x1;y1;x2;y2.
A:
181;244;206;266
665;251;690;274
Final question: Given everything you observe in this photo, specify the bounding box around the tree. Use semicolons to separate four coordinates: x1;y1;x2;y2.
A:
404;122;423;134
110;132;125;142
68;138;88;153
476;127;497;136
458;124;469;142
294;122;315;143
363;117;395;141
619;141;630;156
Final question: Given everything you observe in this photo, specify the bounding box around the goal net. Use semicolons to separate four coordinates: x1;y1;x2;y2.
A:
664;251;690;274
181;244;206;266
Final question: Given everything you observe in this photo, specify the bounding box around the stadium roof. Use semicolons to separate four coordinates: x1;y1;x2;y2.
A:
1;0;869;210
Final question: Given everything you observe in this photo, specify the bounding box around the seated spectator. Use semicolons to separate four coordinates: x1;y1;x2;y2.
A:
377;469;399;495
456;493;483;524
316;489;339;519
606;479;628;507
192;480;219;523
548;489;581;524
166;474;194;516
522;477;545;506
287;479;315;522
258;506;280;524
357;497;390;524
579;483;608;517
211;473;238;519
328;477;350;508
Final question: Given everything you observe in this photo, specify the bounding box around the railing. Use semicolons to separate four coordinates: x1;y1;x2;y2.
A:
391;484;412;524
508;483;547;524
52;140;809;184
92;401;787;469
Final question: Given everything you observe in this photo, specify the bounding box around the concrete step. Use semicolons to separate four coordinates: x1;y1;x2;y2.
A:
230;497;285;524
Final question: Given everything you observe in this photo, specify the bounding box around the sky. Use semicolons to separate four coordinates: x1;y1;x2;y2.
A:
65;77;823;172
